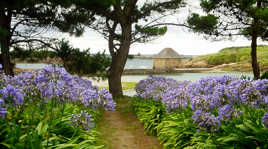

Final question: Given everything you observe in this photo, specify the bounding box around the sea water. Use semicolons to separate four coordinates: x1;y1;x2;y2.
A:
16;58;153;70
16;59;252;96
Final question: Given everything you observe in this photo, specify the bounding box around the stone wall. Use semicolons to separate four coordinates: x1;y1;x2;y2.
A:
153;58;181;70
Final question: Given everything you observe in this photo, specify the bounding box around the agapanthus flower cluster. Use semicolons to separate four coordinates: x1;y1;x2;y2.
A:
262;112;268;128
0;98;7;118
192;109;221;132
70;110;94;131
136;76;268;131
161;81;190;111
0;66;116;118
218;104;241;121
135;76;180;100
0;84;25;106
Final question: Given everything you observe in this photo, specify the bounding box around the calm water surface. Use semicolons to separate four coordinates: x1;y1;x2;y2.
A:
124;58;152;69
16;60;252;96
90;73;252;96
16;58;153;70
122;73;252;82
16;63;52;69
16;62;252;83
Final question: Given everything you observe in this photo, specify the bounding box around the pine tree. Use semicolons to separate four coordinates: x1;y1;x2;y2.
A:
187;0;268;79
73;0;185;97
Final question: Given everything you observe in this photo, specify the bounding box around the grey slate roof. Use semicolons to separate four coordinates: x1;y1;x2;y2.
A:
153;48;181;59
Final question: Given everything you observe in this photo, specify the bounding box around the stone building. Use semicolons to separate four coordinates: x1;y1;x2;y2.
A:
153;48;182;70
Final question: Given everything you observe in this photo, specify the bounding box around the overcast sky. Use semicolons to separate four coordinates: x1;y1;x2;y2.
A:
65;0;267;56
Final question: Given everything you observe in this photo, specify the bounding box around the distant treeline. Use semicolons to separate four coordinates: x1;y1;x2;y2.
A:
10;41;111;76
10;47;57;62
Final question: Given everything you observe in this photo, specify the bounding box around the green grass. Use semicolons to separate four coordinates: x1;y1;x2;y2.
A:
196;45;268;66
188;45;268;72
100;82;137;91
122;82;137;90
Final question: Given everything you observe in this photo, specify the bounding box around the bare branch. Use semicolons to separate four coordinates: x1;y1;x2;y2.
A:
11;38;57;50
10;19;28;37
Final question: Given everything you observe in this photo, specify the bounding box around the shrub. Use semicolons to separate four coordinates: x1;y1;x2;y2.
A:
261;71;268;79
207;54;237;65
10;47;57;61
55;40;111;76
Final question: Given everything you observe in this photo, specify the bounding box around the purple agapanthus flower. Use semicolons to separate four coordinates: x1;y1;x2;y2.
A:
262;112;268;128
192;109;221;132
0;98;7;118
0;66;116;119
70;110;94;131
136;75;268;132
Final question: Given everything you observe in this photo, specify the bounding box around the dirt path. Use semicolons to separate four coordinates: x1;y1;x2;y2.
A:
97;98;163;149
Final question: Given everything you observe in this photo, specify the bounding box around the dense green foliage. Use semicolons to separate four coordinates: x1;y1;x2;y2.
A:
10;41;111;76
131;97;167;136
55;40;111;76
131;97;196;148
131;97;268;149
261;71;268;79
10;47;57;62
0;101;102;149
66;50;111;76
187;14;218;35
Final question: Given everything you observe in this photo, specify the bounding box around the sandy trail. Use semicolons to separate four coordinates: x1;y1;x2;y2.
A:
98;99;162;149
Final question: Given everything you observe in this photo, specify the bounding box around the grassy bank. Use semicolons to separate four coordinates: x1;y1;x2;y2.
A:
184;45;268;72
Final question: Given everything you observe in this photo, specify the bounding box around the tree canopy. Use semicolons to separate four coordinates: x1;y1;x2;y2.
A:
0;0;113;75
187;0;268;78
66;0;185;97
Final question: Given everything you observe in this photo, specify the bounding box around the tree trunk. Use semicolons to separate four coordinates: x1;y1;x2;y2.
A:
251;33;260;79
250;0;261;79
108;25;132;98
0;7;13;75
0;39;13;75
108;65;123;98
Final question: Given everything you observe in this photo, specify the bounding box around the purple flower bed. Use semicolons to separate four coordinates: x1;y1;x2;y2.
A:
136;76;268;131
0;66;115;118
